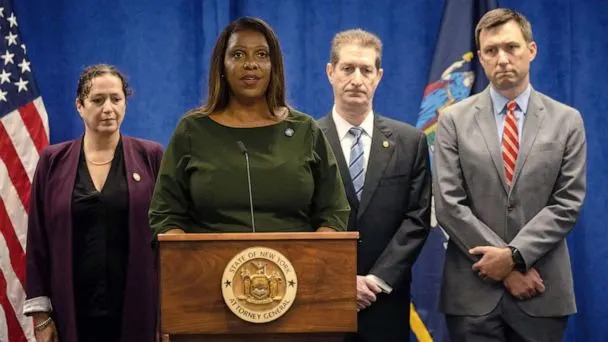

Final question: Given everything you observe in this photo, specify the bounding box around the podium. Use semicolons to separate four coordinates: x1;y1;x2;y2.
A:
158;232;359;341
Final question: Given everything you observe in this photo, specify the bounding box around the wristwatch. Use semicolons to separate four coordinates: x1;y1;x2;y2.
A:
509;246;526;272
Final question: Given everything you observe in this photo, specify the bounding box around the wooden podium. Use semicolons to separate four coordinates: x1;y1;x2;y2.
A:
158;232;359;341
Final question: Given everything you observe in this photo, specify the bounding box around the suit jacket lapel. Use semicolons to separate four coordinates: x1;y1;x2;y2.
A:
358;115;393;219
319;114;359;211
474;88;509;193
511;90;545;189
122;136;140;224
61;137;82;220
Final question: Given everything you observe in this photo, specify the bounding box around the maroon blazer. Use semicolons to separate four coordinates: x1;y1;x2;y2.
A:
25;136;163;342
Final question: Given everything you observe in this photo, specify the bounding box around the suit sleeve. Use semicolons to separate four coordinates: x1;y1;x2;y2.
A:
148;118;197;237
510;110;586;268
369;131;431;288
310;122;350;231
433;110;508;259
24;148;52;304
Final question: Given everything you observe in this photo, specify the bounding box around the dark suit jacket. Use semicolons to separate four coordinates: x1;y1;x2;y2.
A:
25;136;163;342
318;113;431;341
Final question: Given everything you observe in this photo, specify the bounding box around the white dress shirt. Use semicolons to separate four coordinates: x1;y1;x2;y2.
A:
332;106;373;172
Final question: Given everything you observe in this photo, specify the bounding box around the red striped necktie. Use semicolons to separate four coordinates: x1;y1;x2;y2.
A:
502;100;519;187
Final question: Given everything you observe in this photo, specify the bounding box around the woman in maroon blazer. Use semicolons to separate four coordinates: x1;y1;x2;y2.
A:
23;64;163;342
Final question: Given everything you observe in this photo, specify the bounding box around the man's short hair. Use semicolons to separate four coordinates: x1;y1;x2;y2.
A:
475;8;534;50
329;29;383;70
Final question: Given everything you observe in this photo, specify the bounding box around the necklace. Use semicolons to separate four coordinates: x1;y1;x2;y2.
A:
86;157;113;166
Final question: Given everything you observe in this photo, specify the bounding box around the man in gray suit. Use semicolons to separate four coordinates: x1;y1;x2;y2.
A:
318;29;431;342
433;8;586;341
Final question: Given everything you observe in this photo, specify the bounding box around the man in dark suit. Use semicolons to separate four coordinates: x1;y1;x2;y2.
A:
433;9;586;341
318;29;431;342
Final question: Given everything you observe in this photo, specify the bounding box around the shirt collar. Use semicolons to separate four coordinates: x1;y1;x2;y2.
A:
332;105;374;140
489;84;532;116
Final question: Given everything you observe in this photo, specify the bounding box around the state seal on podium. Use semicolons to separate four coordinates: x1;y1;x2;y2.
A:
221;247;298;323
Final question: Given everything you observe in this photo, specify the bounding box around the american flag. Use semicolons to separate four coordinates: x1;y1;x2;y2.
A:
0;0;49;341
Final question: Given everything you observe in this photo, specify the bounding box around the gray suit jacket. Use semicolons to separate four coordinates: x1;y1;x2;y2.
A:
433;87;586;317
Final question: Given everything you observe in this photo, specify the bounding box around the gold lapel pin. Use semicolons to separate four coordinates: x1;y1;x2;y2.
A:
383;140;389;148
133;172;141;182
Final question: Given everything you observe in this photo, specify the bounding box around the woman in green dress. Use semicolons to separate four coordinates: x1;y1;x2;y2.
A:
149;17;349;235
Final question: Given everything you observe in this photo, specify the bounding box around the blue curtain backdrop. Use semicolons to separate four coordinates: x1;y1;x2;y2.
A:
14;0;608;340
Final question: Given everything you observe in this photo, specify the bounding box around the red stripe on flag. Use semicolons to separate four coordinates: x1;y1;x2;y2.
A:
423;80;449;97
0;123;31;212
19;102;49;153
421;117;437;132
0;270;28;342
0;199;26;287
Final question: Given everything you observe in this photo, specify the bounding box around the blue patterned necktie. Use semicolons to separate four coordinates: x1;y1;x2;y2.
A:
348;127;365;200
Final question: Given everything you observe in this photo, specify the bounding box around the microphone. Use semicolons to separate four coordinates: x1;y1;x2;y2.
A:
237;141;256;233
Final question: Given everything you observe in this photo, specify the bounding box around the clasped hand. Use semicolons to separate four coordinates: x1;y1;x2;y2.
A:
469;246;514;281
503;268;545;300
469;246;545;300
356;275;382;312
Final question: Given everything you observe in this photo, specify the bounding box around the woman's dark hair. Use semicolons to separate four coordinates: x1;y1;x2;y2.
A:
76;64;132;105
190;17;287;116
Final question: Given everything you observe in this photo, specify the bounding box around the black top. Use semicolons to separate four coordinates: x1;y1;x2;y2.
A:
72;140;129;320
